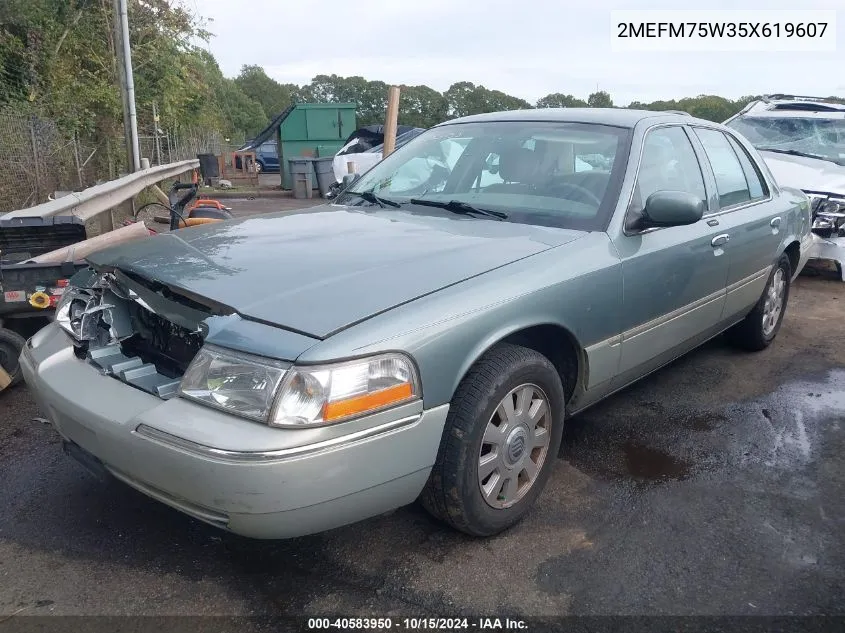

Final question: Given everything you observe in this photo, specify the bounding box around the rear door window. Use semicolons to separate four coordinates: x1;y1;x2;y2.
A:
725;134;768;200
693;128;753;208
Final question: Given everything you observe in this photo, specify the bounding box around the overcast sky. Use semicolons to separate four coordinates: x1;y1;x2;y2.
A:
193;0;844;106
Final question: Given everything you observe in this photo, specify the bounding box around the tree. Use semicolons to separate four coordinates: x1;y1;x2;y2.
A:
536;93;588;108
444;81;531;118
399;84;448;128
299;74;389;125
587;90;614;108
234;65;299;117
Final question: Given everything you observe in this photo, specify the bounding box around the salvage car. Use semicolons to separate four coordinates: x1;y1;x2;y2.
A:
724;94;845;280
22;109;812;539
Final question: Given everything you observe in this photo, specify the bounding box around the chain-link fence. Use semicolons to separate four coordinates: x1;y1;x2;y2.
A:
0;109;226;214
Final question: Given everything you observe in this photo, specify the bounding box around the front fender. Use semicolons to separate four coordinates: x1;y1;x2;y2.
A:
777;187;813;278
298;233;623;408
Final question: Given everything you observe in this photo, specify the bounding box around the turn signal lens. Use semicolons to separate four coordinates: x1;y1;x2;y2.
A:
270;353;420;427
323;382;414;422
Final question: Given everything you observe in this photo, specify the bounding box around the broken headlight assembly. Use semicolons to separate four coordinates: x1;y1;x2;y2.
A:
179;348;421;427
55;285;101;343
810;195;845;238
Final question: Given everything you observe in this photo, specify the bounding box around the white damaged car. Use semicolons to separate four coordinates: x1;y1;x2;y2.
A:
725;95;845;280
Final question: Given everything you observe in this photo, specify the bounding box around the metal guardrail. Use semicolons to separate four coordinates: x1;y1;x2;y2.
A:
2;159;199;221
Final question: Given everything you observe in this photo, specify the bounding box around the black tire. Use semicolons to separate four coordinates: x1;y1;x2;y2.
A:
255;161;264;173
420;343;566;536
0;327;27;387
727;253;792;352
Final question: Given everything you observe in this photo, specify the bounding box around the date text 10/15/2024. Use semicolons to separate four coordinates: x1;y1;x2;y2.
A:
307;617;529;630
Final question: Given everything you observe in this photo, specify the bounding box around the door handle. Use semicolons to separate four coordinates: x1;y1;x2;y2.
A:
770;217;782;228
711;234;730;248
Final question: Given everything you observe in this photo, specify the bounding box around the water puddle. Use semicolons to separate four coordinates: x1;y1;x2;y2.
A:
622;442;691;482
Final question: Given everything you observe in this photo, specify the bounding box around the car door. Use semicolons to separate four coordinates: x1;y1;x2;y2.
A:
689;126;781;319
609;124;730;383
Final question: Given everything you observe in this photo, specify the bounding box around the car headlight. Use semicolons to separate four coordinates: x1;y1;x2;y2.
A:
179;347;421;427
270;353;420;427
55;286;97;341
820;198;845;215
179;345;288;421
809;194;845;215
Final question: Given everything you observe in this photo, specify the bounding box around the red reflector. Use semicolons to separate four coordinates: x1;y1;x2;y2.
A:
56;279;69;287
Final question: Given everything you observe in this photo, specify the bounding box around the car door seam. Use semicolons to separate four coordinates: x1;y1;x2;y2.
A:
621;288;726;341
726;266;772;293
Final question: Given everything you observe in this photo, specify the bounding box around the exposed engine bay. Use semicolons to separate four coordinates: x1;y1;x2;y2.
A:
57;268;222;397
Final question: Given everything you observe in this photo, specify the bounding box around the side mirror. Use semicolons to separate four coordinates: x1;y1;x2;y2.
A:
639;191;705;228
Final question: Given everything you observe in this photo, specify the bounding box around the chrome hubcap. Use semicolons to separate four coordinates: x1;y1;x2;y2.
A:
762;268;786;336
478;384;552;509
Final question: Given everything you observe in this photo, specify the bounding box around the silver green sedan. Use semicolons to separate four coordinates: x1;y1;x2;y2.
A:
21;108;813;539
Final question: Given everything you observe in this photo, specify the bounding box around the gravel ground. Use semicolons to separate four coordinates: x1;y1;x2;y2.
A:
0;267;843;623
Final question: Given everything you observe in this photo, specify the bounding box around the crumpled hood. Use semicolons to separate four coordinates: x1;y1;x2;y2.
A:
87;205;584;338
760;151;845;196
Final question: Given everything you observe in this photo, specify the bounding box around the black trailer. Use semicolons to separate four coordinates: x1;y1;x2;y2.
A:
0;215;88;385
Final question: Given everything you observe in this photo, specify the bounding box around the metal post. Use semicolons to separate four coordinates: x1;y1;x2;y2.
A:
152;101;163;165
111;0;131;173
73;130;84;188
29;116;41;205
115;0;141;171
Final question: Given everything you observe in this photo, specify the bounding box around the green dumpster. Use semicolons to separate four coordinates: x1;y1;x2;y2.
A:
276;103;357;189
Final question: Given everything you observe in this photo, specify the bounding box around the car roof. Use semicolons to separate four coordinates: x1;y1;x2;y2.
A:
739;96;845;117
437;107;709;129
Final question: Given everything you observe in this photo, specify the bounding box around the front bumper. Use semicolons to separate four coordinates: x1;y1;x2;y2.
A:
806;232;845;281
20;323;449;539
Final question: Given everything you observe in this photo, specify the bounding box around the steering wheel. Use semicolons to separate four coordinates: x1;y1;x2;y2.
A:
551;182;602;206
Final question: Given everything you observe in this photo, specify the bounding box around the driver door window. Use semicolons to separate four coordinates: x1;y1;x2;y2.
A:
630;126;707;215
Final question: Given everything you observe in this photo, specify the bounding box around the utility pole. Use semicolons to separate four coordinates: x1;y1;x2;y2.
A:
113;0;141;171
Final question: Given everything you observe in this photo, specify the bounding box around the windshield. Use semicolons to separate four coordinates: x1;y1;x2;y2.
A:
337;121;632;230
726;115;845;165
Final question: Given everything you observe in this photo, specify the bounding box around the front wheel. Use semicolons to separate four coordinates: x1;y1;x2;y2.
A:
420;344;565;536
727;253;791;351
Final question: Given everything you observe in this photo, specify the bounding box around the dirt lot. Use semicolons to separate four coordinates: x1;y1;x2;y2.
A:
0;264;843;621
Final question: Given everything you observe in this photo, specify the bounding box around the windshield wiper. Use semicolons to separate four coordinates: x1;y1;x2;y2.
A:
408;198;507;220
757;147;844;165
345;190;402;208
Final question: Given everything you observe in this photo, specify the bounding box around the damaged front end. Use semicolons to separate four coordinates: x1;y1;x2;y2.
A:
808;194;845;281
56;267;222;398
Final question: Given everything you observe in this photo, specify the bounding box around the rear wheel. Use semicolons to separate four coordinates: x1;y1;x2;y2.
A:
727;253;791;351
0;327;27;387
420;344;565;536
255;161;264;174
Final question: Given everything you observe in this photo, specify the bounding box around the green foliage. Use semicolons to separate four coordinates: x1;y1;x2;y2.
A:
234;64;298;118
627;94;763;122
443;81;532;118
587;91;614;108
536;93;588;108
0;0;263;140
397;84;448;128
2;0;842;155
